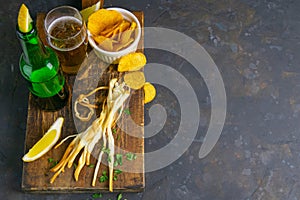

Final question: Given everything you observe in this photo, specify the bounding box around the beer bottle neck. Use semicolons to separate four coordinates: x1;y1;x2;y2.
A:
17;24;49;68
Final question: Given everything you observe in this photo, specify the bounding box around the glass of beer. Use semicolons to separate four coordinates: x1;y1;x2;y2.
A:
45;6;88;74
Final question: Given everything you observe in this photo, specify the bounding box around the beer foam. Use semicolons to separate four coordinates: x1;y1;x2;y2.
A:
48;16;86;51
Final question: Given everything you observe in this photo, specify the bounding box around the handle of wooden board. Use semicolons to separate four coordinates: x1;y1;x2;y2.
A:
82;0;104;9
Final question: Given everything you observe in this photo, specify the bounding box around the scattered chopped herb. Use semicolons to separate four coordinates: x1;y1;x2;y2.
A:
48;158;58;168
102;147;111;163
114;169;122;174
117;193;123;200
113;169;122;181
99;176;106;182
88;164;95;168
99;171;108;182
113;128;117;134
92;193;103;198
116;135;121;141
107;156;112;163
51;161;58;168
113;176;118;181
123;108;131;115
102;147;110;154
73;163;77;169
114;154;123;167
126;152;137;161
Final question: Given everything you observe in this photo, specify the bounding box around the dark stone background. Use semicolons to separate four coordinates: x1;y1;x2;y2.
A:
1;0;300;199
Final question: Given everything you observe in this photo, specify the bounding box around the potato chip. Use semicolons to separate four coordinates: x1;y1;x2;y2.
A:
88;9;138;52
129;21;137;30
101;22;121;37
118;52;147;72
124;71;145;90
103;30;114;38
98;37;118;51
115;38;134;51
119;20;131;32
88;9;123;36
120;29;134;45
111;27;121;40
143;82;156;104
118;20;131;41
93;35;106;44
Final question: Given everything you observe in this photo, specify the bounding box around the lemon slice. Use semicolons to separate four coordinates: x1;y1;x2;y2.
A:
22;117;64;162
144;82;156;104
118;52;147;72
17;4;33;33
80;1;101;23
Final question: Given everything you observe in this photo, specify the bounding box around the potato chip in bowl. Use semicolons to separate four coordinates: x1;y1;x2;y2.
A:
87;8;141;63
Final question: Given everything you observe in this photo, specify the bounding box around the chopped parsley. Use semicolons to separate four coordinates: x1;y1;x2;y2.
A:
117;193;123;200
126;152;137;161
113;169;123;181
92;193;102;198
123;108;131;115
102;147;110;154
88;164;95;168
48;158;58;168
115;169;122;174
107;156;112;163
99;171;108;183
114;154;123;167
116;135;121;140
101;147;111;163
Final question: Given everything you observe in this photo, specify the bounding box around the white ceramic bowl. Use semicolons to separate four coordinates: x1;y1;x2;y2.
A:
87;7;141;63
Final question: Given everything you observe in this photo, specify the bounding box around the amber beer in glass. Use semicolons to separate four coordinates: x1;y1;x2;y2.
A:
45;6;87;74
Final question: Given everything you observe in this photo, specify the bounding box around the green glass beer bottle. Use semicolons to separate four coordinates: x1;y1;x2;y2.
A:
17;6;68;111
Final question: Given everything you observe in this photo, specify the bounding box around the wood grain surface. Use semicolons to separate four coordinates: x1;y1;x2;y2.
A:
21;3;145;192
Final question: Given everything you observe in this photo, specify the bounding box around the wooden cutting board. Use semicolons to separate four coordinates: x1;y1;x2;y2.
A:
21;1;145;192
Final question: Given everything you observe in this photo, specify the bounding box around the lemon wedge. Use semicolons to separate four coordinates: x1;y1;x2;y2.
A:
18;4;33;33
80;1;101;23
144;82;156;104
22;117;64;162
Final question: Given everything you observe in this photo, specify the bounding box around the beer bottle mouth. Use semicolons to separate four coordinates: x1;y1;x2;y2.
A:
16;23;35;39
